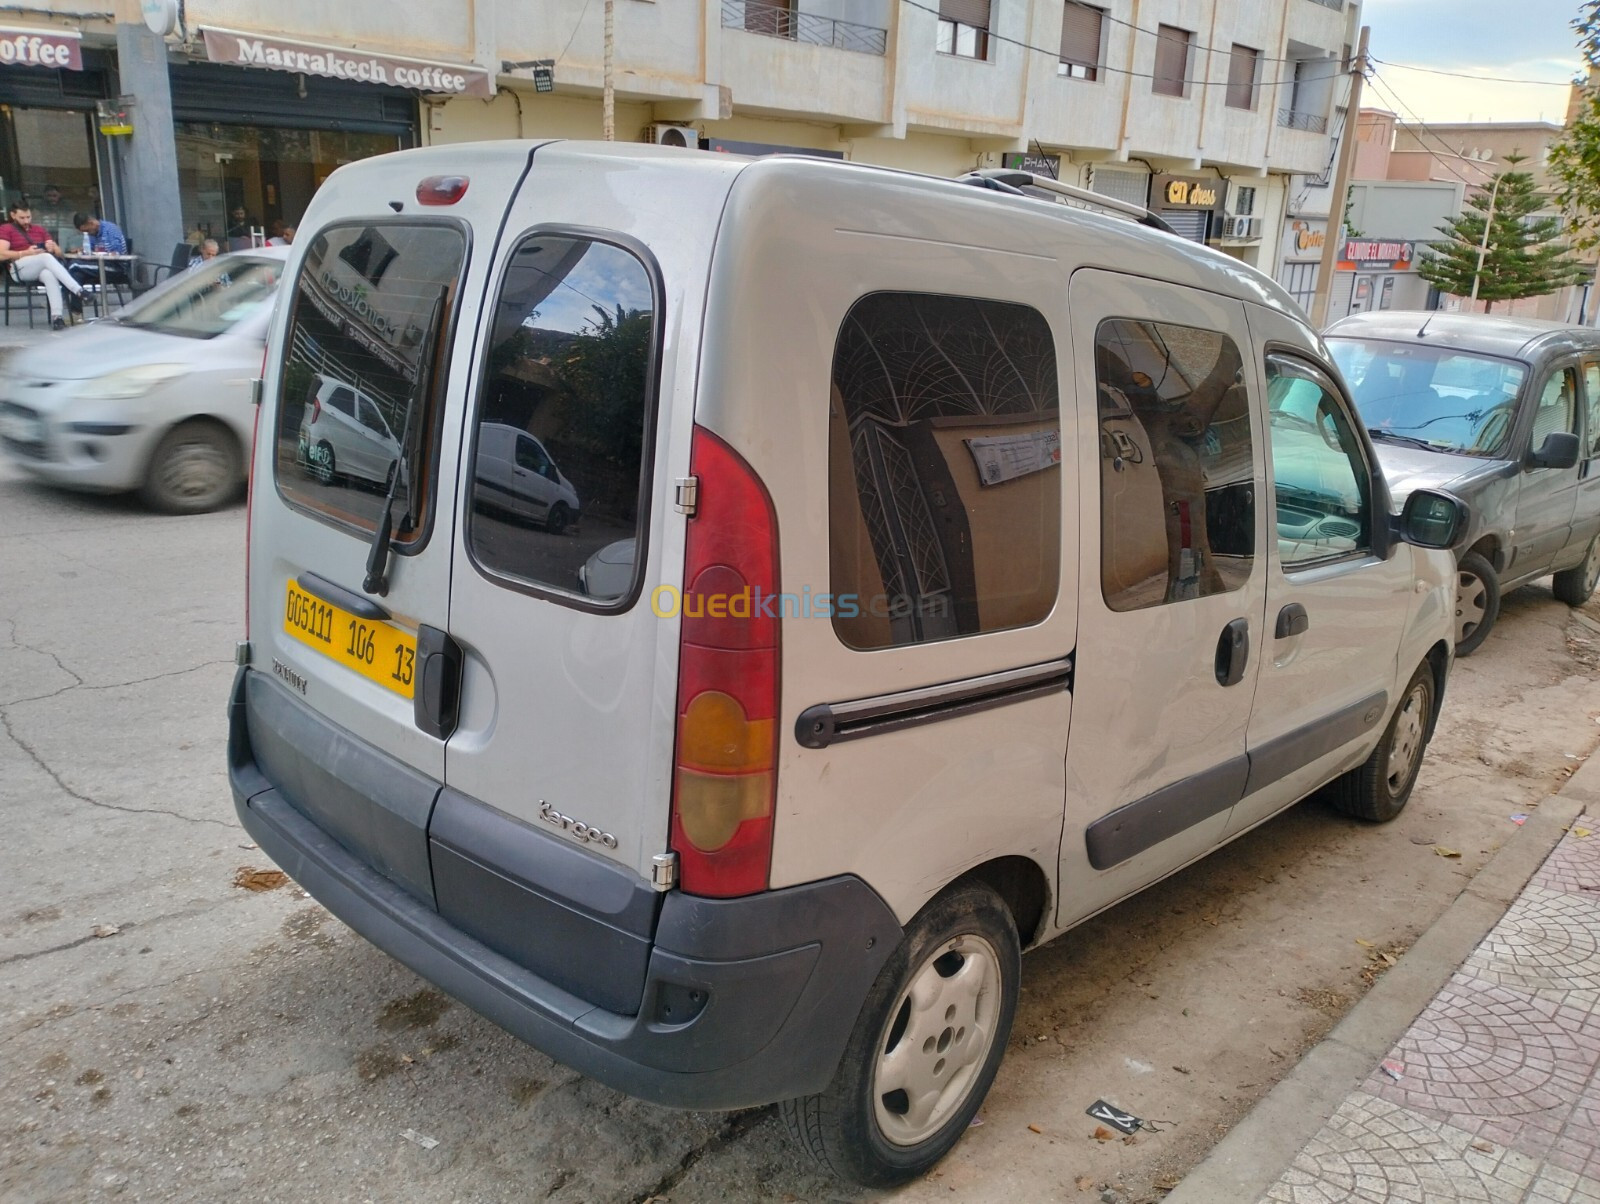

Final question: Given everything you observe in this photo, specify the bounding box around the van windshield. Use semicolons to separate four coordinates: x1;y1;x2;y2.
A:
120;256;281;339
1327;337;1527;458
273;223;467;546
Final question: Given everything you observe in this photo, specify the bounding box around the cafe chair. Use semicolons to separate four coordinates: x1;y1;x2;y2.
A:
148;241;196;287
2;271;47;328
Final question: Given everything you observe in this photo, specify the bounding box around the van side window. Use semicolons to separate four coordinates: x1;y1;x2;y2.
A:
467;235;657;603
1532;367;1580;451
1095;318;1254;611
829;292;1061;650
275;223;467;546
1265;354;1371;568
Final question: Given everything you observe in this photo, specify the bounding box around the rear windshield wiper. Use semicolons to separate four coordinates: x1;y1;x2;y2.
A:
363;288;446;596
1368;428;1446;453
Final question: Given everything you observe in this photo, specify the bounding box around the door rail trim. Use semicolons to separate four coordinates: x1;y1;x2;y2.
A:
794;656;1073;750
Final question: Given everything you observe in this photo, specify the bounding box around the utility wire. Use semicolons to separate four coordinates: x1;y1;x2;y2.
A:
901;0;1317;87
1368;55;1576;88
1364;69;1496;190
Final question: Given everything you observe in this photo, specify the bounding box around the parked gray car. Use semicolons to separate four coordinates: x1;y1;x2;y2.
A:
1327;311;1600;654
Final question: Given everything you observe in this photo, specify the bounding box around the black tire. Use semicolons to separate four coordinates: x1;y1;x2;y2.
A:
138;421;241;514
1328;662;1436;823
313;441;336;486
1454;551;1500;656
546;502;571;535
1553;536;1600;607
781;882;1020;1187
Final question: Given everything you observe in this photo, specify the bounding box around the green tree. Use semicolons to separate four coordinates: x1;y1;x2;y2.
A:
1417;157;1586;311
1547;2;1600;248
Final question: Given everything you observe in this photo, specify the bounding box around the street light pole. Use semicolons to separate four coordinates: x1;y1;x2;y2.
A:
1469;172;1504;306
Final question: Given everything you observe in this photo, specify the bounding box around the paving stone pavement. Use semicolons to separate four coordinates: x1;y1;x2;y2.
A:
1262;820;1600;1204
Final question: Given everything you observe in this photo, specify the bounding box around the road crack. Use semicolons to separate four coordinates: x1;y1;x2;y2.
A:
0;705;233;828
629;1107;773;1203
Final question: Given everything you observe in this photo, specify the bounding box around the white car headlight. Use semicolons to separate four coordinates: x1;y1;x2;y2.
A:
76;363;193;401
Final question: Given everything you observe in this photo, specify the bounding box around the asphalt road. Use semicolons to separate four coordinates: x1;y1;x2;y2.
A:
4;460;1600;1204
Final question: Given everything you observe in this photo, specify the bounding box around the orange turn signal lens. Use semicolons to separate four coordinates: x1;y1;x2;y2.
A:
677;690;774;773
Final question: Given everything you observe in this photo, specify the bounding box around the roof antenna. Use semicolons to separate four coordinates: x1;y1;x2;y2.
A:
1417;311;1436;338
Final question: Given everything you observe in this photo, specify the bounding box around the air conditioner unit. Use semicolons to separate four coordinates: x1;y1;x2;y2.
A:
644;124;698;149
1223;215;1262;240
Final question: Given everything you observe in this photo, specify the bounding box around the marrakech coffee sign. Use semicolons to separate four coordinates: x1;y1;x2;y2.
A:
0;25;83;71
202;28;492;97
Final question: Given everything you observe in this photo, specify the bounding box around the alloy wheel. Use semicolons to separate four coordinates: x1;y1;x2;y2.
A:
1456;570;1487;646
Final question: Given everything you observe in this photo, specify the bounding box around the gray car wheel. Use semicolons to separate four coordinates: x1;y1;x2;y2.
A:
1553;536;1600;607
139;421;240;514
1454;551;1500;656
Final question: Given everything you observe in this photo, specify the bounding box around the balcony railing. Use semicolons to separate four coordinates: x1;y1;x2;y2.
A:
721;1;888;56
1302;0;1344;9
1278;108;1328;134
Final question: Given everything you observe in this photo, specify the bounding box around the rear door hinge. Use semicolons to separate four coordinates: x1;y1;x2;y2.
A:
674;476;699;517
650;851;678;891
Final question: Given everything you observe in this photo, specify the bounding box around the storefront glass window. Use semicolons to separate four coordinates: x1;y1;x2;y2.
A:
0;105;100;243
175;123;402;250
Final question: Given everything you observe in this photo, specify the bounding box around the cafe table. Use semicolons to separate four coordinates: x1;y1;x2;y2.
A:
66;252;138;317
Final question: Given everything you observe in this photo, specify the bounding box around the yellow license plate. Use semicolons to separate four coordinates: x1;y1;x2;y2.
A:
283;580;417;699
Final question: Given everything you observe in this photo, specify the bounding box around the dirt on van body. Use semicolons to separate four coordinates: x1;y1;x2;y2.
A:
3;461;1600;1204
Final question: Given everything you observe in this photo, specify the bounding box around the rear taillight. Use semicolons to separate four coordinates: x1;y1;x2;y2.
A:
309;396;321;424
669;426;780;897
245;345;267;633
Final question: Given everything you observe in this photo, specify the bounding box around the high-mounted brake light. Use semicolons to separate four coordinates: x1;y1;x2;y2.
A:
416;175;469;206
668;427;780;898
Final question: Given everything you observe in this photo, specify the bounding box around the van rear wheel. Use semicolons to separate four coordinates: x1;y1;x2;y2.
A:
1553;536;1600;607
781;881;1019;1187
546;502;571;535
1328;662;1436;823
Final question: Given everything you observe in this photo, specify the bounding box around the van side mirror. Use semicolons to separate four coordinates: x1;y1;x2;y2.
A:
1530;431;1580;470
1399;490;1468;550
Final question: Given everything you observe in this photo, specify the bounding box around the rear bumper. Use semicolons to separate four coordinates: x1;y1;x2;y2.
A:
228;667;900;1109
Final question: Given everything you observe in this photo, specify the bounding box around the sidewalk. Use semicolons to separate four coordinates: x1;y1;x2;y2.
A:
1170;759;1600;1204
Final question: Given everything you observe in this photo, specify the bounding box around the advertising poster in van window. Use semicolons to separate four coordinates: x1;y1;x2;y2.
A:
964;429;1062;485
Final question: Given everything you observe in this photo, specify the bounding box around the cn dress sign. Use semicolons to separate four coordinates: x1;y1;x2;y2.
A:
202;28;492;98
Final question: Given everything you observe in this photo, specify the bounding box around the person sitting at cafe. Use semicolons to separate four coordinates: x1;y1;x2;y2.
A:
0;202;85;330
69;212;130;291
188;238;220;270
35;183;72;244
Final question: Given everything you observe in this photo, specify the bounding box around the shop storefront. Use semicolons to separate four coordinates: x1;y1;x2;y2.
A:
1335;237;1428;318
0;26;116;244
1279;217;1329;315
173;30;491;247
1152;173;1225;244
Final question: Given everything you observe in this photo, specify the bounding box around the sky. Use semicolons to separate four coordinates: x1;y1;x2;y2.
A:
1363;0;1584;124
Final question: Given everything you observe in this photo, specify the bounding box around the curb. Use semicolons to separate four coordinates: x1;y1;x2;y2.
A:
1163;755;1600;1204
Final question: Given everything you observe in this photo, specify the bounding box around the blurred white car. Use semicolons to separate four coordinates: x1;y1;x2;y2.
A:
298;375;401;488
0;247;288;513
472;421;580;534
578;538;635;600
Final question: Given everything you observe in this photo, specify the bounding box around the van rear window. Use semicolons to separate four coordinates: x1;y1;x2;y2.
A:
274;223;467;546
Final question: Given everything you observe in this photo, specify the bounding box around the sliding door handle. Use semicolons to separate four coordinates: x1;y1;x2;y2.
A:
1275;603;1309;639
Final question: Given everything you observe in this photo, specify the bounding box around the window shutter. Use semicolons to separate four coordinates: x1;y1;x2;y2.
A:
1226;45;1258;109
1152;25;1189;96
940;0;991;28
1061;3;1103;67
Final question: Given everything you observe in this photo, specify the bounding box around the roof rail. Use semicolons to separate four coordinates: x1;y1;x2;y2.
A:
956;169;1177;237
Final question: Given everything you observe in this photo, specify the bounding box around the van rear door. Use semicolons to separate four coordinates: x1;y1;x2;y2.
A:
247;145;538;904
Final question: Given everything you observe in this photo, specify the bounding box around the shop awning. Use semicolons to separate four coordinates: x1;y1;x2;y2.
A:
201;28;492;99
0;25;82;71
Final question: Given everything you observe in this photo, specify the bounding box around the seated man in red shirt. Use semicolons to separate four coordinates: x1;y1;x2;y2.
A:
0;202;85;330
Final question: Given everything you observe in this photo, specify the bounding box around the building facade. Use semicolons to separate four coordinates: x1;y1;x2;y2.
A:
0;0;1358;278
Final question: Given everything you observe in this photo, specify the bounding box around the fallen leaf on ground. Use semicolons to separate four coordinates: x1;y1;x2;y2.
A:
1355;938;1375;947
1434;847;1462;858
1471;1139;1495;1153
90;924;119;938
1409;835;1436;845
1380;952;1398;966
1091;1125;1114;1142
233;866;288;892
1173;1065;1191;1074
1027;1123;1043;1133
1575;828;1594;839
1076;1177;1095;1191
